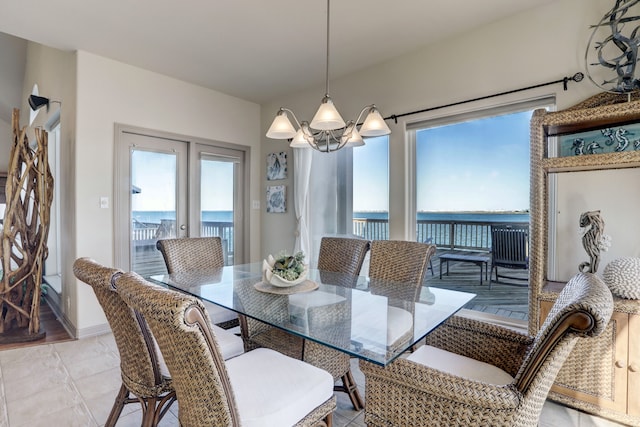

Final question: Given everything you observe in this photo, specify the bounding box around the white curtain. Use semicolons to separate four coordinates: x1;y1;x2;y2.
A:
293;147;313;257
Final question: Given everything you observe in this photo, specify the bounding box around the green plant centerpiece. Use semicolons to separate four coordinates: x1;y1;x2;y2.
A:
262;251;307;287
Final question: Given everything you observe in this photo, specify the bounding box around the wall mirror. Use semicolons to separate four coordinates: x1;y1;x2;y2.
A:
529;92;640;333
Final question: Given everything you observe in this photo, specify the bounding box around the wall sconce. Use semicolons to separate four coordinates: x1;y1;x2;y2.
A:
28;95;60;112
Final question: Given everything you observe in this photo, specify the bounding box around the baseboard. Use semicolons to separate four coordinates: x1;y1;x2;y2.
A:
76;323;111;339
42;291;77;338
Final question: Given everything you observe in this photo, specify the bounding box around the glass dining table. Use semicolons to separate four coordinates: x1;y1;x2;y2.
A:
150;263;475;366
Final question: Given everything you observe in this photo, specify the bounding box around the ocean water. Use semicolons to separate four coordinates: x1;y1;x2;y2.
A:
357;211;529;223
133;211;233;224
134;210;529;224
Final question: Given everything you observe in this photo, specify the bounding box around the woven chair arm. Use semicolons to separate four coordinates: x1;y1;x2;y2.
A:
424;315;533;376
360;358;522;410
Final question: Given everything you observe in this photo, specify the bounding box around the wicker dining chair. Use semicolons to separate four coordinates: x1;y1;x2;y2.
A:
156;236;238;329
116;271;336;427
73;258;176;427
368;239;437;297
242;236;370;410
365;240;437;352
359;272;614;427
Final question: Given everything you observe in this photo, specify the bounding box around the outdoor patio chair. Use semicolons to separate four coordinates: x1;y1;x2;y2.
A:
156;236;238;329
242;236;371;409
116;271;336;427
490;223;529;288
359;272;614;427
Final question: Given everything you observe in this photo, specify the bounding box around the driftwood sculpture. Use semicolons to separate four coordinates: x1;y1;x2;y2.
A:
0;109;53;341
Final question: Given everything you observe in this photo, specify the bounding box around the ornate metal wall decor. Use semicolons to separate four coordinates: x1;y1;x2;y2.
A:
558;121;640;156
586;0;640;93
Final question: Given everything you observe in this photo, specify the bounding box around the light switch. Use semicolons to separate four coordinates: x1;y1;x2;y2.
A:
252;200;260;209
100;196;109;209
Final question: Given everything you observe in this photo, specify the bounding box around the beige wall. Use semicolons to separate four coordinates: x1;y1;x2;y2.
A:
261;0;607;257
0;32;27;172
71;51;260;336
18;41;77;331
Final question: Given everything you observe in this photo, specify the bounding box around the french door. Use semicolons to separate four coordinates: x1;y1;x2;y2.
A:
115;126;247;276
197;144;245;267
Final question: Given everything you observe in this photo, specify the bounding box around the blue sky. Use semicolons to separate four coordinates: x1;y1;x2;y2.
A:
133;109;531;214
132;153;235;212
353;110;532;212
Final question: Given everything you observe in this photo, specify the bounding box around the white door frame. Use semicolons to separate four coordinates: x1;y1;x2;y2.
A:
114;124;251;271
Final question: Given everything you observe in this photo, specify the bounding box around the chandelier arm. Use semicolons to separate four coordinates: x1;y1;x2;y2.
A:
280;107;303;129
354;104;376;126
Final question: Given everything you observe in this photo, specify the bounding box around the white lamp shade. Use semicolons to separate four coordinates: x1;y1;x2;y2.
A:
344;127;364;147
359;108;391;136
310;98;346;130
290;129;311;148
266;112;297;139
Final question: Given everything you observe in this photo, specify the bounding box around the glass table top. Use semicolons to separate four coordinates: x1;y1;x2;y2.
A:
150;263;475;366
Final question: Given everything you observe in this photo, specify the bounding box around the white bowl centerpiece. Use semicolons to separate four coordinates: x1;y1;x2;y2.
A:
262;251;307;288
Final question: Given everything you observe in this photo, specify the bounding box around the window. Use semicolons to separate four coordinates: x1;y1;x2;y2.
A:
410;97;555;321
44;122;61;293
352;136;389;240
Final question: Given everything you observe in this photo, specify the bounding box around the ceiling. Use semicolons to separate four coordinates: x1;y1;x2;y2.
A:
0;0;559;104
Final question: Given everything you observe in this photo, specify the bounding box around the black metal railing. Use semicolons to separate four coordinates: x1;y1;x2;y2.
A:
354;218;528;252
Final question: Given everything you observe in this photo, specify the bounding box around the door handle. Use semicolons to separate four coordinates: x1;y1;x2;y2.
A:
180;224;187;230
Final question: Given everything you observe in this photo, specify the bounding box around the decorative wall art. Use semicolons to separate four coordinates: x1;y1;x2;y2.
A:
266;185;286;213
266;151;287;180
558;121;640;157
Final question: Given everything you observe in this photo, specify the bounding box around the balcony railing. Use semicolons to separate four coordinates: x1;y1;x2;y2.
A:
132;219;235;264
132;217;528;265
354;218;528;252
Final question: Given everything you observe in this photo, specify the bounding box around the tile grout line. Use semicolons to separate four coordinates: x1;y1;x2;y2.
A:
51;342;100;426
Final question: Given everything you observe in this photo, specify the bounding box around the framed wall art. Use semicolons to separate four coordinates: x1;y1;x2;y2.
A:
266;185;286;213
266;151;287;180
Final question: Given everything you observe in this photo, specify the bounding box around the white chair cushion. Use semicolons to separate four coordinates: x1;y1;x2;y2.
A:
386;306;413;346
203;300;238;325
226;348;334;427
407;345;514;385
288;291;346;309
211;323;245;360
155;322;244;378
288;291;347;331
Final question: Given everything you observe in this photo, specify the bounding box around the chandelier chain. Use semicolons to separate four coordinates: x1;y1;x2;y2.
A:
325;0;330;97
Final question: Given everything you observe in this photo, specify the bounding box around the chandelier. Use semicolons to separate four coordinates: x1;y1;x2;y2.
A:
266;0;391;152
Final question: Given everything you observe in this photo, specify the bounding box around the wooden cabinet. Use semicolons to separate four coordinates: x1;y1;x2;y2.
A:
540;297;640;425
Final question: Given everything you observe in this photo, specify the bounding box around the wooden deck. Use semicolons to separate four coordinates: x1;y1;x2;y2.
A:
425;250;529;321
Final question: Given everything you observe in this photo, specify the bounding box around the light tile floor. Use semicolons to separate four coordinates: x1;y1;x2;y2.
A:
0;333;630;426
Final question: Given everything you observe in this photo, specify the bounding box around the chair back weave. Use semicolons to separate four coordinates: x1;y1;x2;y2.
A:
73;258;171;397
515;272;613;394
156;237;224;274
368;240;436;300
116;271;240;427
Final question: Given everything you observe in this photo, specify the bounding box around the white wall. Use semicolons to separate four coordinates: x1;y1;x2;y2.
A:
261;0;607;257
0;32;27;172
72;51;261;336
